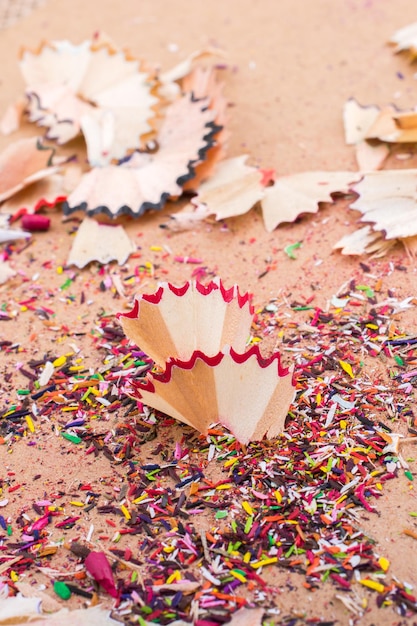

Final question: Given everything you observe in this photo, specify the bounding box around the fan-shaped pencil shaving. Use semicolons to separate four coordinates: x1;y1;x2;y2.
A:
191;155;265;220
181;66;229;191
349;170;417;239
0;137;62;203
129;346;295;444
119;279;253;367
19;37;159;162
333;225;396;257
63;94;219;218
0;174;66;216
261;171;361;232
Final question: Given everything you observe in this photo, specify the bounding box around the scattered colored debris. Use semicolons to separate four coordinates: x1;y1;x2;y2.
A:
0;272;417;622
284;241;302;260
1;17;417;626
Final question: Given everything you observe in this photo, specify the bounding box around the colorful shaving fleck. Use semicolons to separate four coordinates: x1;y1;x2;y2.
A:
1;276;417;624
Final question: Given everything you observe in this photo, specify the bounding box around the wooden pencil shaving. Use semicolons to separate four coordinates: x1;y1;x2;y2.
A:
389;21;417;58
402;234;417;257
19;34;159;163
129;345;295;445
119;279;254;367
343;98;381;145
162;203;212;231
63;94;219;218
119;280;295;443
377;430;417;470
67;217;136;268
368;108;417;144
181;65;229;190
349;170;417;239
0;592;41;624
0;137;64;203
344;98;417;145
261;171;360;232
354;141;389;172
0;173;67;216
0;592;122;625
190;155;264;219
343;99;390;171
0;97;26;135
335;593;364;617
159;47;225;95
333;225;397;257
15;582;63;613
333;170;417;256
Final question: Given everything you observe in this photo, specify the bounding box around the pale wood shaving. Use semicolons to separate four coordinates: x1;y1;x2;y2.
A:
67;217;136;268
119;280;253;367
354;141;389;172
343;98;380;145
182;66;229;191
190;155;265;220
65;94;216;217
0;97;26;134
261;171;361;232
159;47;224;100
349;169;417;239
0;597;121;625
134;347;295;444
389;21;417;57
0;137;62;203
0;261;17;284
19;37;159;163
0;173;65;215
402;234;417;257
333;225;395;257
365;106;417;143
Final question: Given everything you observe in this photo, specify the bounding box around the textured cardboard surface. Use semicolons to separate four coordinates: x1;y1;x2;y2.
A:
1;1;417;623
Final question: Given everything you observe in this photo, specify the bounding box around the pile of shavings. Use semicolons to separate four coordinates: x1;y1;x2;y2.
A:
0;30;317;263
331;22;417;258
1;275;417;624
4;28;417;274
166;19;417;255
166;22;417;254
0;31;393;271
0;33;245;269
169;20;417;254
3;32;354;271
0;33;292;239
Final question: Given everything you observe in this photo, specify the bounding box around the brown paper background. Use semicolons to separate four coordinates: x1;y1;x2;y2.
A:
1;1;417;624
